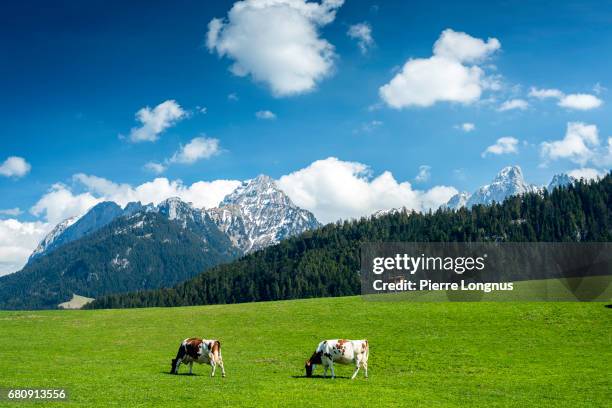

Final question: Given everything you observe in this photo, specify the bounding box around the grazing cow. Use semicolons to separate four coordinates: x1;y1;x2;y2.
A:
305;339;369;379
170;337;225;377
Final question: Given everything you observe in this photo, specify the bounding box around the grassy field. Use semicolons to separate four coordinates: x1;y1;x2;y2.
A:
0;283;610;407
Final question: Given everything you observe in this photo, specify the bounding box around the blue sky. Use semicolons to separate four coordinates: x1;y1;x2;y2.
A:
1;0;611;273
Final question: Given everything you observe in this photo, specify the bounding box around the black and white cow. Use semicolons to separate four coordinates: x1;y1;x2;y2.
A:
305;339;369;379
171;337;225;377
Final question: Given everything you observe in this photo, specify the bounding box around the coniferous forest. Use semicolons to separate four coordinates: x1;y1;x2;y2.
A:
86;173;611;309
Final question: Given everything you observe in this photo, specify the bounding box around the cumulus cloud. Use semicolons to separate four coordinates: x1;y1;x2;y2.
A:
497;99;528;111
0;219;51;276
379;29;500;108
255;110;277;120
432;29;500;63
347;22;374;54
414;165;431;183
482;137;519;157
457;122;475;132
71;174;241;211
558;94;603;110
0;156;31;178
567;168;605;181
128;100;187;142
30;183;101;225
528;87;602;110
169;137;221;164
206;0;344;97
277;157;457;223
540;122;599;165
540;123;612;169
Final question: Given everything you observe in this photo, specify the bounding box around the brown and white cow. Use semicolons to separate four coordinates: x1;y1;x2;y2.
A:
305;339;369;379
171;337;225;377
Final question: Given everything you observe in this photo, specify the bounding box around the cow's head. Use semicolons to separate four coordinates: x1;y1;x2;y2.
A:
304;360;313;377
305;351;322;377
171;358;179;374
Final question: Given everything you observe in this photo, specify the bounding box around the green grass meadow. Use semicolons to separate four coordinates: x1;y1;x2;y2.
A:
0;282;610;407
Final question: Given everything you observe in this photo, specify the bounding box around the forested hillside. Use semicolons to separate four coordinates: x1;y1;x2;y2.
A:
87;173;611;309
0;212;239;310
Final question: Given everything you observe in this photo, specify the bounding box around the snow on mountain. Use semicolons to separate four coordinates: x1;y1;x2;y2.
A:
445;192;471;210
28;175;322;262
466;166;541;207
547;173;576;191
208;175;321;253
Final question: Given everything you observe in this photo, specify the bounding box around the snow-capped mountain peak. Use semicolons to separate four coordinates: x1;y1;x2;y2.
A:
210;174;320;253
547;173;576;191
446;165;541;210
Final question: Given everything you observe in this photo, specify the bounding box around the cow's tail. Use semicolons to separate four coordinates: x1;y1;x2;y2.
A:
214;340;222;360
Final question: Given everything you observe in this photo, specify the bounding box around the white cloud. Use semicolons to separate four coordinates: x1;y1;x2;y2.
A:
0;219;51;276
70;174;240;211
482;137;519;157
558;93;603;110
227;92;239;101
457;122;475;132
255;110;277;120
30;183;101;225
277;157;457;223
169;137;221;164
347;22;374;54
414;165;431;183
528;87;564;99
128;100;186;142
0;208;23;216
432;29;500;63
540;122;599;165
206;0;344;97
144;162;167;174
528;87;602;111
498;98;528;111
567;168;605;181
0;156;31;178
379;29;500;108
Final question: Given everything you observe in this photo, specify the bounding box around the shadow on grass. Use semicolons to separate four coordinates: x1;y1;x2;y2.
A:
160;371;202;376
605;304;612;308
292;374;351;379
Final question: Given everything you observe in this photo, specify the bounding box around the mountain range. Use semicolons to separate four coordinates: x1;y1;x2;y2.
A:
445;166;576;210
0;175;320;309
0;167;590;309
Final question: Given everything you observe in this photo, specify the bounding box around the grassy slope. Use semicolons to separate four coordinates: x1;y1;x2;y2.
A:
0;287;610;407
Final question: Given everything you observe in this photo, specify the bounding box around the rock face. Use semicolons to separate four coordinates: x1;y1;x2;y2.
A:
207;175;321;253
447;166;541;209
29;216;79;260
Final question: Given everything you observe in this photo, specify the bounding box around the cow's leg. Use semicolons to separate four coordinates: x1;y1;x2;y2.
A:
351;357;361;380
363;358;368;378
330;360;335;379
210;360;217;377
174;359;182;374
218;359;226;378
323;363;328;378
189;362;193;375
